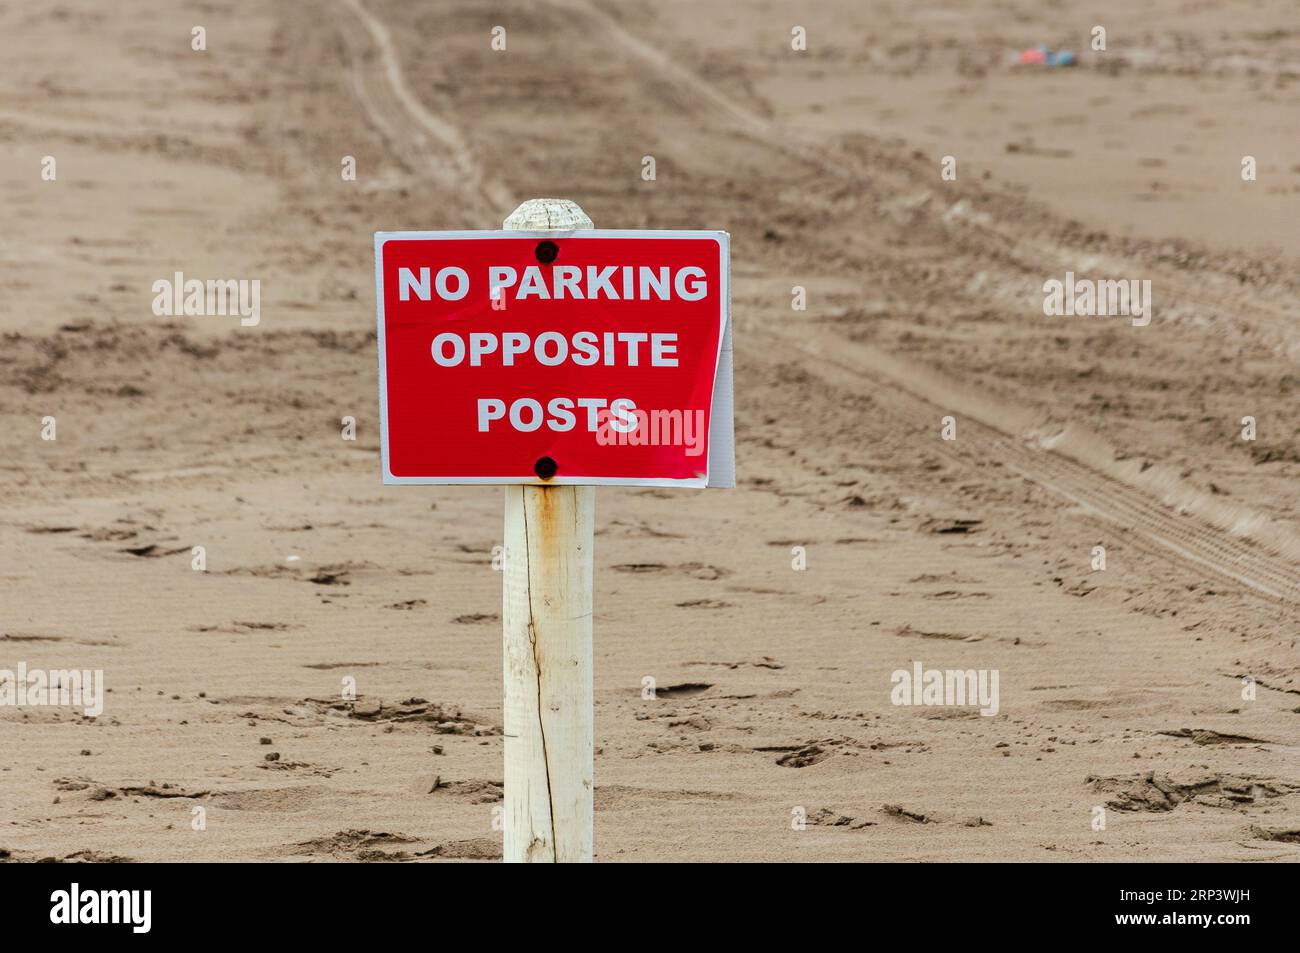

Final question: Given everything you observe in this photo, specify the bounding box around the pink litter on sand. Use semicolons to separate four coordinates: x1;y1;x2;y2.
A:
1018;45;1077;68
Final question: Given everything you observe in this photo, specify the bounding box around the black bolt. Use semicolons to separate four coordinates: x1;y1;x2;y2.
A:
534;240;559;264
534;456;558;481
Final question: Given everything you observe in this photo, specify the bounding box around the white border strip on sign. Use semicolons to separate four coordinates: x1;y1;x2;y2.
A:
373;228;731;488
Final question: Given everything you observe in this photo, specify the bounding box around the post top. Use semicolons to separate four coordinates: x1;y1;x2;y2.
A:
504;198;594;230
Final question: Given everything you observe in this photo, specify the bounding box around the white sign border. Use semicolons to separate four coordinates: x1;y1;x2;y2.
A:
373;228;731;488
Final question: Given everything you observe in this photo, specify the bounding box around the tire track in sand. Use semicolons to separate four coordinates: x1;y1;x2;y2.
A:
335;0;514;216
559;0;1300;604
564;0;1299;358
785;330;1300;604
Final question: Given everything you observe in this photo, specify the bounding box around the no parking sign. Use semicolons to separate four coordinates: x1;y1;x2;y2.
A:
374;230;732;487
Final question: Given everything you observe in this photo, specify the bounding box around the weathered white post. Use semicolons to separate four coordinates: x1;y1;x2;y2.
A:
500;198;595;863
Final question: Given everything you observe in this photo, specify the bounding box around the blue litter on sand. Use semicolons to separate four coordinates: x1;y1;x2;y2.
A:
1018;45;1078;68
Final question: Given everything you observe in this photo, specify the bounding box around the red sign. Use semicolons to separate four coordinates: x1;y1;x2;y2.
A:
374;230;730;487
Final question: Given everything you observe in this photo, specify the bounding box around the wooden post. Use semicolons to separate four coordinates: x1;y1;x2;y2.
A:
501;199;595;863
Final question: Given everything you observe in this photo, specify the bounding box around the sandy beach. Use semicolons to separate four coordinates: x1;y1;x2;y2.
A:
1;0;1298;862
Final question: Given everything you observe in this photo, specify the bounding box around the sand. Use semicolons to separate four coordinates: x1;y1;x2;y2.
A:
1;0;1297;862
